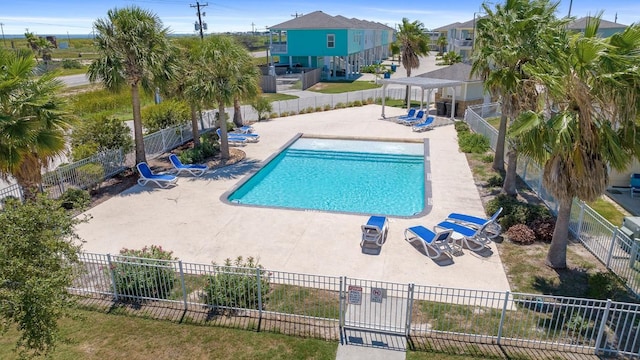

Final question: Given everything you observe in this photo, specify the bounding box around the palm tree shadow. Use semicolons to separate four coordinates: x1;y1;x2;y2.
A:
204;159;262;181
532;267;589;298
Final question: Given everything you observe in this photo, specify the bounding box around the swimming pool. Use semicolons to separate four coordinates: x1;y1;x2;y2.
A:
226;137;428;217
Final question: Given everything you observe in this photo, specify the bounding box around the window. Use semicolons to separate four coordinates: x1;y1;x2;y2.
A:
327;34;335;48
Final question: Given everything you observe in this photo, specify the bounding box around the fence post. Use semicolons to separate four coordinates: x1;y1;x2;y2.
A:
606;229;618;269
178;260;188;311
56;168;64;196
405;283;415;337
339;276;345;345
497;291;510;345
594;299;612;356
106;254;119;302
576;201;586;239
256;267;263;332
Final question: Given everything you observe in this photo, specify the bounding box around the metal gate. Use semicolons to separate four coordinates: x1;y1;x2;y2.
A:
339;277;414;336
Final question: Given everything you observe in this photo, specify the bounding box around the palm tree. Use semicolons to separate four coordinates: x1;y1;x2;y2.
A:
231;55;262;128
391;18;430;103
509;19;640;269
471;0;566;194
0;48;74;200
87;6;177;164
187;36;260;159
167;37;203;147
436;35;448;55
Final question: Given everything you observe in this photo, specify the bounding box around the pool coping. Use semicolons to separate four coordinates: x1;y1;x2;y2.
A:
220;133;433;219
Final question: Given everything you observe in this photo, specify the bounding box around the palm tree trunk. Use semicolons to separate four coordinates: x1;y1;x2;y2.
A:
493;113;507;171
131;84;146;164
233;98;243;128
502;147;518;196
218;104;230;159
546;198;572;269
190;104;200;147
16;154;43;202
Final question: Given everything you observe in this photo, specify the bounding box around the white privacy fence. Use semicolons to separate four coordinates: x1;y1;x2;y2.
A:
70;252;640;357
464;103;640;298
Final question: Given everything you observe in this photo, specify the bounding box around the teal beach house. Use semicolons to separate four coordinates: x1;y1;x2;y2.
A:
268;11;395;79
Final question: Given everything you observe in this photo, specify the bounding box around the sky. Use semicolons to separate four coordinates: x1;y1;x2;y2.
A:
0;0;638;36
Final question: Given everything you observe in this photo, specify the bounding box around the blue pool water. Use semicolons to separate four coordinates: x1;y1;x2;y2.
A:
227;138;425;216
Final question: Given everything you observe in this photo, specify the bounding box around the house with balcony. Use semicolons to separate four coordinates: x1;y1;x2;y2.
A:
568;16;628;37
268;11;395;79
432;18;478;63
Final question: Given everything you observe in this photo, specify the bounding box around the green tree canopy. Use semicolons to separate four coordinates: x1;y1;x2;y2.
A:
0;196;84;357
0;47;74;200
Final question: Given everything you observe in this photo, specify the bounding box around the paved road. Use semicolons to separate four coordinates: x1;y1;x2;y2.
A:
59;73;91;87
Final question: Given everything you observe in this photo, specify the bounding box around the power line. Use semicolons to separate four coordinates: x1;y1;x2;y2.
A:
190;2;208;40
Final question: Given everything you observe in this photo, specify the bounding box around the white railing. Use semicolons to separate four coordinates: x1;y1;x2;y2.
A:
69;252;640;357
464;103;640;297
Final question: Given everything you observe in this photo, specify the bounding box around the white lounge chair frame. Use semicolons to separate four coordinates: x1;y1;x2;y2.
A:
136;162;178;188
404;226;454;259
445;207;503;239
169;154;208;177
434;221;491;252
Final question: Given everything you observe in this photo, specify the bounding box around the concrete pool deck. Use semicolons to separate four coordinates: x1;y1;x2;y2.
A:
75;105;511;292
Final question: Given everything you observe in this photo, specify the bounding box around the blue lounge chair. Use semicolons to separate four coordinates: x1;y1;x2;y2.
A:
235;125;254;134
412;116;435;132
361;216;389;247
397;108;417;121
169;154;208;177
445;207;503;239
631;174;640;198
404;226;454;259
434;221;491;251
397;110;425;126
215;128;248;146
217;128;258;143
136;162;178;188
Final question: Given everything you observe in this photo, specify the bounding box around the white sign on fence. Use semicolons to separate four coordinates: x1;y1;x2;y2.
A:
371;287;384;303
348;285;362;305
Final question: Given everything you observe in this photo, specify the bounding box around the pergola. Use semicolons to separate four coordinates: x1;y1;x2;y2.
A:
379;77;464;119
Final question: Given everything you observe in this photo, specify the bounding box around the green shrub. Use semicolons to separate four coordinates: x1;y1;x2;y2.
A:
314;106;323;112
481;154;494;163
352;100;363;107
70;116;133;161
141;99;190;133
60;188;91;210
269;112;279;119
111;245;177;302
75;163;105;191
454;121;470;133
323;104;332;111
280;111;289;117
486;174;504;188
586;272;624;299
305;106;315;113
202;256;269;314
335;102;346;109
459;133;490;153
365;97;374;105
251;97;273;121
505;224;536;245
61;59;82;69
178;139;219;164
70;88;151;116
486;194;551;231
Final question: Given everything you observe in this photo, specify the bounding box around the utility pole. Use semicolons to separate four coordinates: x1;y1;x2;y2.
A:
567;0;573;18
251;22;255;35
0;23;5;47
291;12;303;18
191;2;208;40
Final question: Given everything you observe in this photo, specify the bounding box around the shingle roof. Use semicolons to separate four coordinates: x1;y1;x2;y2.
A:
417;63;481;82
433;22;461;32
270;10;394;31
568;16;627;30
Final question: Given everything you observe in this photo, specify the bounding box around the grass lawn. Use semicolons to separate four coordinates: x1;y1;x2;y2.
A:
587;197;627;226
55;67;88;76
307;81;380;94
0;309;337;360
261;93;298;102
